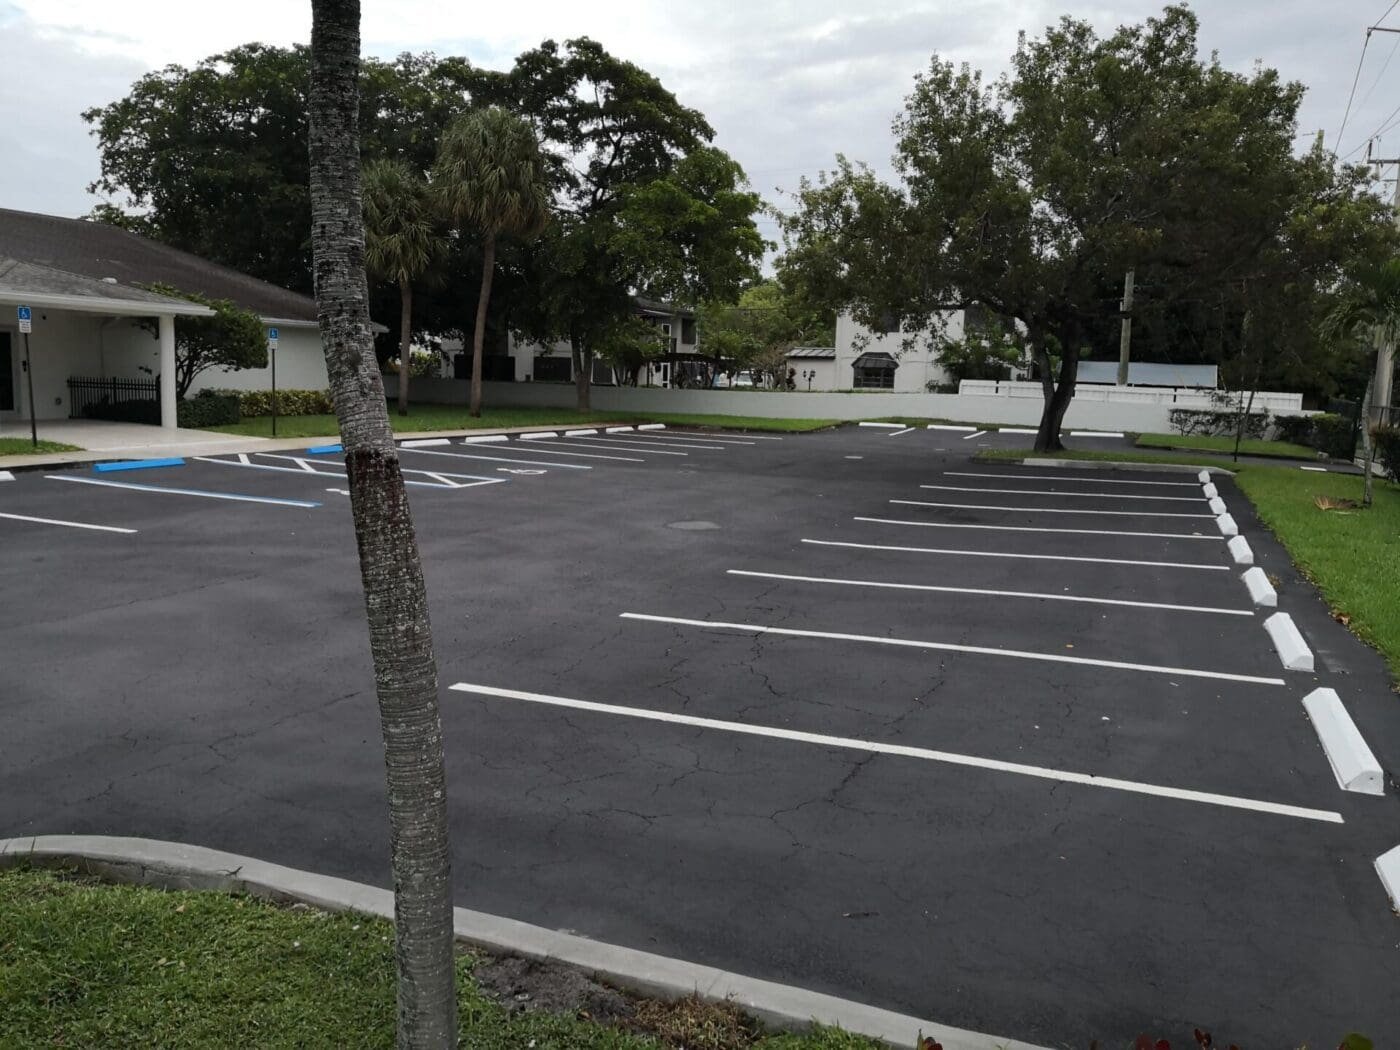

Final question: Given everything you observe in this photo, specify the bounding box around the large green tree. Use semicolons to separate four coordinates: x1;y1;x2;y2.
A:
697;279;835;386
476;39;765;409
308;2;457;1045
363;158;445;416
84;45;477;295
435;106;551;417
140;284;267;398
781;6;1390;450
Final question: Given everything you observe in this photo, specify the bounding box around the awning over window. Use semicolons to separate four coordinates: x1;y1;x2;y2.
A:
852;351;898;371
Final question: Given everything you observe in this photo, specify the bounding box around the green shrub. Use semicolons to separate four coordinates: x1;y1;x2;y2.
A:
177;392;240;428
1372;425;1400;482
231;388;335;417
1168;407;1269;438
1310;412;1358;458
1272;414;1314;445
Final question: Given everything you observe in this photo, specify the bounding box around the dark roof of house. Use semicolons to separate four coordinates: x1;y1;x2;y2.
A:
0;257;214;314
786;346;836;359
634;295;695;319
853;351;898;369
0;208;318;323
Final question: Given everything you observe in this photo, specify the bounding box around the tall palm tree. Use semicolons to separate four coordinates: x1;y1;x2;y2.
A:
1324;256;1400;507
435;107;551;417
363;158;442;416
308;2;457;1047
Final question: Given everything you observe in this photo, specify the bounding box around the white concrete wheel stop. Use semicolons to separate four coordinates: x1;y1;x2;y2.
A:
1202;482;1219;499
1227;536;1254;565
1302;688;1384;795
1197;469;1211;483
1264;612;1314;671
1378;846;1400;913
1215;513;1239;536
1208;496;1227;516
1241;566;1278;607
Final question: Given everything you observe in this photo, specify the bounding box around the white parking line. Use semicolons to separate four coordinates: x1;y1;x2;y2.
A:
528;438;687;456
800;538;1229;571
725;569;1252;616
919;484;1205;503
0;510;137;534
47;474;321;507
890;499;1213;519
618;431;757;445
888;427;914;437
1070;431;1126;438
476;444;644;463
961;430;987;440
448;682;1341;823
214;453;505;489
583;435;731;450
946;471;1198;488
855;516;1222;540
399;447;592;470
621;613;1286;685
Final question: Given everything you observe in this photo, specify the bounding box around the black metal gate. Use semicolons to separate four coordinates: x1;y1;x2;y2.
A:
67;375;159;421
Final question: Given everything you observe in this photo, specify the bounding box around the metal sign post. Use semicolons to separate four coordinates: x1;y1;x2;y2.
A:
17;306;36;448
267;327;279;437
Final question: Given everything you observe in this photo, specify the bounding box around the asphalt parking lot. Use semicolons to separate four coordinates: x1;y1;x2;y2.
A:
2;422;1398;1047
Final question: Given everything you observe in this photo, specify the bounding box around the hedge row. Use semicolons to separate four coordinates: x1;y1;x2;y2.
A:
1373;425;1400;482
178;392;240;428
1167;408;1269;439
227;389;335;417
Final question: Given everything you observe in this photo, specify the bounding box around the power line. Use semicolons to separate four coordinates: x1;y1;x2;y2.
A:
1334;30;1372;155
1356;30;1400;115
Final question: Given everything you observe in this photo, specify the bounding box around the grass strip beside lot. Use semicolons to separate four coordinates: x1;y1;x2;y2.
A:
1135;432;1318;460
204;405;837;438
0;866;877;1049
1234;470;1400;682
0;438;83;455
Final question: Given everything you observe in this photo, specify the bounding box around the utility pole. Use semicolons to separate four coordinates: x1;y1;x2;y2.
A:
1365;143;1400;432
1116;268;1134;386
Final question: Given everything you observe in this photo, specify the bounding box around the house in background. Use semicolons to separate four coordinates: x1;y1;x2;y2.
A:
0;208;327;427
505;297;699;387
784;346;837;390
822;309;969;392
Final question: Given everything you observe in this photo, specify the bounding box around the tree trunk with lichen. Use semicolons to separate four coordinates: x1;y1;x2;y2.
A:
308;3;457;1047
1033;330;1079;453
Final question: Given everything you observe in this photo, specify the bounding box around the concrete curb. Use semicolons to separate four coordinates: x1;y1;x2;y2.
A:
1377;845;1400;912
1301;688;1385;795
1004;458;1235;476
1241;567;1278;607
1264;612;1315;672
0;469;13;481
1227;536;1254;565
519;431;558;440
0;836;1051;1050
858;421;904;429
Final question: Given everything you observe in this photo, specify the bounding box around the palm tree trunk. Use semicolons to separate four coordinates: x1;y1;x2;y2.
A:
398;278;413;417
308;4;457;1048
470;235;495;418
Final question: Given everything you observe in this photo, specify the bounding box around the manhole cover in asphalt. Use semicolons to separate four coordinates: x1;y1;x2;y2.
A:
667;520;721;531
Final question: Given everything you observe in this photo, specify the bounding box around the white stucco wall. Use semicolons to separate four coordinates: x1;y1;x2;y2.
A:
834;310;961;392
1;309;113;420
188;325;328;394
785;358;837;391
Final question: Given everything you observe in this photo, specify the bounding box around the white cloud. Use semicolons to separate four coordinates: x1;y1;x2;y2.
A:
0;0;1385;228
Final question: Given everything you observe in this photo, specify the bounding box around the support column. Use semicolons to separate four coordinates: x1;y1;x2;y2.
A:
158;313;177;429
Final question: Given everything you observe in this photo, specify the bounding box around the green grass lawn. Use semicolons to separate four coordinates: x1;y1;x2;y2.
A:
0;866;876;1049
205;405;837;438
1234;470;1400;682
0;438;83;455
1135;432;1318;460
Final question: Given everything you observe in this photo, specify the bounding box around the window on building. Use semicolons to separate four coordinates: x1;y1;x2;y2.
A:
851;352;898;389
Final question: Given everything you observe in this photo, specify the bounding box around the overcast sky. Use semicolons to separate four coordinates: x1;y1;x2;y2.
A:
0;0;1392;247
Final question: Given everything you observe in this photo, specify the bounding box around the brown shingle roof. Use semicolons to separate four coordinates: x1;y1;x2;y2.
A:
0;208;318;323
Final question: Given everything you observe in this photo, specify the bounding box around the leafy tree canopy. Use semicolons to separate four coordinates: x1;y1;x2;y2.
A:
779;5;1399;448
140;283;267;398
697;279;835;377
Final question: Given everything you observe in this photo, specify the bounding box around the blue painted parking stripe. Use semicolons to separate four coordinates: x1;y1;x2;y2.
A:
306;443;343;454
46;474;321;508
93;457;185;472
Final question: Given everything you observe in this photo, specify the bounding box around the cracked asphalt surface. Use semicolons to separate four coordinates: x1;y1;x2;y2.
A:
2;424;1399;1047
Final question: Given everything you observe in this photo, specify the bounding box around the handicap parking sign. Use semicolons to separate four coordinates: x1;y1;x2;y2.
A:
17;305;31;333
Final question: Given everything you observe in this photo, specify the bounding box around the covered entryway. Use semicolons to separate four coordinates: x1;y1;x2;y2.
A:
0;257;213;429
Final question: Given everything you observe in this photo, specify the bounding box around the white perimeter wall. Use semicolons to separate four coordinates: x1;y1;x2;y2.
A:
385;376;1309;431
